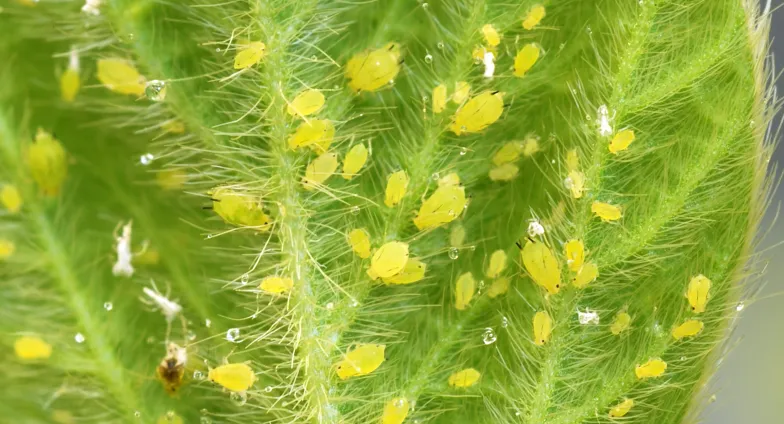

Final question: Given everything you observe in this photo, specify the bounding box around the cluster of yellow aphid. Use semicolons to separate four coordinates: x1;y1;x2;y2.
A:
489;135;540;182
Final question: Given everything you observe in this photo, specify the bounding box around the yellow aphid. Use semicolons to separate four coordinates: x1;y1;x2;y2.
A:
26;129;68;196
335;344;386;380
489;164;519;181
482;24;501;47
572;262;598;289
514;44;540;77
302;152;339;191
345;43;402;93
348;228;372;259
533;310;552;346
156;169;187;190
635;358;667;379
492;141;523;166
609;129;635;154
472;45;496;62
610;312;631;336
260;276;294;294
591;202;622;222
0;239;15;259
208;363;256;392
433;84;448;114
566;149;579;171
16;0;38;6
413;184;467;230
450;224;466;247
564;239;584;273
522;136;540;157
686;274;711;314
96;58;146;96
522;4;546;30
448;368;481;388
609;398;634;418
234;41;266;69
367;241;409;280
14;336;52;360
52;410;74;424
60;68;80;103
288;119;335;152
486;249;507;278
521;239;561;295
454;272;476;310
384;170;409;207
210;187;272;230
672;319;704;340
382;397;410;424
452;81;471;104
162;120;186;134
287;89;325;117
487;277;510;298
565;170;585;199
450;91;505;135
438;172;461;187
1;184;22;213
342;144;369;180
382;258;427;285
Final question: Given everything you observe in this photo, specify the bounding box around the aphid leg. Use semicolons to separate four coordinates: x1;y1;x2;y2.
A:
133;239;150;257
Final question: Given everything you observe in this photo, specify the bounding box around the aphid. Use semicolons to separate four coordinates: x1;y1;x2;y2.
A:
382;258;427;285
520;238;561;295
566;149;579;172
572;262;598;289
487;277;510;298
486;249;507;278
367;241;409;280
439;172;461;187
609;129;635;154
141;283;183;325
335;344;386;380
288;119;335;153
610;311;631;336
533;310;552;346
113;220;146;277
381;397;410;424
522;4;546;30
209;186;272;230
156;342;187;394
413;184;467;230
686;274;711;314
448;368;481;388
492;141;523;166
96;58;146;96
489;163;519;181
208;362;256;392
564;170;585;199
482;24;501;47
348;228;372;259
81;0;102;15
513;43;540;77
345;43;402;93
26;128;68;196
286;89;325;117
452;81;471;104
450;224;466;247
162;120;186;134
1;184;22;213
156;169;188;191
0;239;15;259
449;90;505;135
433;84;448;113
260;276;294;294
591;201;622;222
384;170;409;207
564;239;584;273
342;144;368;180
14;336;52;360
60;48;80;103
454;272;476;310
522;135;540;157
609;398;634;418
302;152;339;191
672;319;704;340
234;41;266;69
635;358;667;379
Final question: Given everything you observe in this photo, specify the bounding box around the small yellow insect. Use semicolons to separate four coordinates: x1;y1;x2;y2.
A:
367;241;409;280
342;144;369;180
564;239;584;273
287;89;325;117
439;172;461;187
26;128;68;196
433;83;448;114
482;24;501;47
157;412;184;424
566;149;579;172
14;336;52;360
686;274;711;314
520;239;561;295
591;201;622;222
384;170;409;207
162;120;186;134
382;258;427;285
302;152;339;191
260;276;294;294
448;368;481;388
522;4;546;30
0;239;15;260
522;136;540;157
348;228;372;259
492;141;523;166
450;91;505;135
209;187;272;230
513;44;540;77
565;170;585;199
486;249;507;278
572;262;598;289
345;43;402;93
382;398;410;424
489;163;519;181
288;119;335;152
454;272;476;310
610;311;631;335
635;358;667;379
1;184;22;213
335;344;386;380
60;49;80;103
672;319;704;340
609;129;635;154
452;81;471;104
156;169;188;191
234;41;266;69
208;362;257;392
533;310;552;346
609;398;634;418
96;58;147;96
450;224;466;247
413;185;467;230
156;343;187;395
487;277;510;298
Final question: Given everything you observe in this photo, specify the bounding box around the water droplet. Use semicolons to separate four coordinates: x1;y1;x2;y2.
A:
205;318;212;328
422;2;428;9
709;394;717;403
240;273;249;285
265;385;273;393
424;54;433;63
193;370;205;380
215;47;221;52
680;356;687;361
501;316;509;328
448;247;459;259
350;205;360;215
437;42;445;50
326;302;334;310
469;245;476;252
140;153;154;165
187;331;196;341
134;411;141;419
226;328;241;343
585;26;593;36
350;300;359;307
311;55;318;61
395;398;405;407
736;302;745;311
482;328;497;345
145;80;167;102
103;302;113;311
230;391;247;406
74;333;85;343
459;147;468;156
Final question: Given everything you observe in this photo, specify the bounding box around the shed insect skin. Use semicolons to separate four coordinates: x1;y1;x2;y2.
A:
112;220;148;278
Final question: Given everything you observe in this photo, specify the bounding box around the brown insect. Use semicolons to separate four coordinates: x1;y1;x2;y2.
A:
156;343;187;394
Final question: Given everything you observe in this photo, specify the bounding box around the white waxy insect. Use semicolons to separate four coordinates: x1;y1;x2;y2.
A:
483;51;495;78
527;220;545;237
597;105;613;137
112;220;148;277
577;309;600;325
82;0;102;15
141;283;183;324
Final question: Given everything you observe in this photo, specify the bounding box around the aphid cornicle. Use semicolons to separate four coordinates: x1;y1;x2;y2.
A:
382;397;410;424
448;368;481;388
367;241;409;280
533;310;552;346
686;274;711;314
208;362;257;392
345;43;402;93
234;41;266;69
449;90;505;135
26;128;68;196
384;170;409;207
342;144;368;180
520;238;561;295
156;343;187;395
96;58;147;96
335;344;386;380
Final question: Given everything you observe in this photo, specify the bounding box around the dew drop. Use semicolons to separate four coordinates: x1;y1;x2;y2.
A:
326;302;334;310
230;391;247;406
205;318;212;328
140;153;154;165
586;26;593;36
134;411;141;419
422;2;428;9
736;302;745;311
144;80;167;102
226;328;241;343
469;245;476;252
311;55;318;61
146;336;155;344
265;385;273;393
215;47;221;52
103;302;113;311
501;316;509;328
350;205;360;215
240;273;249;285
424;54;433;63
187;331;196;341
431;172;440;180
395;398;405;407
482;327;497;345
459;147;468;156
193;370;205;380
448;247;459;260
350;300;359;308
74;333;85;343
437;42;445;50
